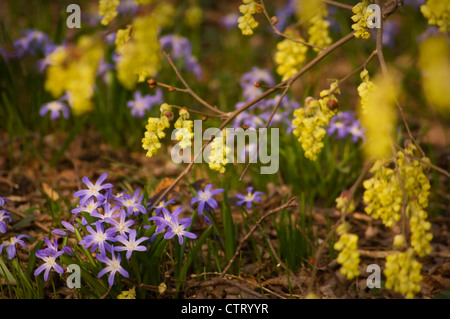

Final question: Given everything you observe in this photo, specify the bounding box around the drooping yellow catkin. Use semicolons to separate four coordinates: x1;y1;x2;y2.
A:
359;73;398;160
275;29;308;81
117;287;136;299
307;3;332;52
418;35;450;115
142;103;171;158
334;223;360;280
99;0;120;26
362;160;403;228
116;13;161;89
238;0;260;35
351;0;373;39
420;0;450;33
208;129;230;174
174;108;194;149
44;35;103;115
384;248;422;299
291;81;339;161
357;69;376;114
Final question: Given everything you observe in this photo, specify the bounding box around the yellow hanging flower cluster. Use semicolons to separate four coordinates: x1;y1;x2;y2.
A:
397;144;431;209
142;103;171;158
359;73;398;160
44;36;103;115
115;25;132;51
238;0;260;36
117;287;136;299
291;81;339;161
351;0;372;39
418;35;450;115
99;0;120;26
275;29;308;81
409;204;433;257
208;129;230;174
334;223;360;280
357;69;376;114
362;161;403;227
174;108;194;149
134;0;154;4
420;0;450;33
116;13;161;89
307;4;332;52
384;248;422;299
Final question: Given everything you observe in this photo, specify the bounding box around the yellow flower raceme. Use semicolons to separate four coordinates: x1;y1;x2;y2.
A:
208;129;230;174
334;223;360;280
174;108;194;149
115;25;132;51
307;4;332;52
335;191;355;214
359;73;398;160
418;35;450;115
116;13;161;89
238;0;260;36
351;0;373;39
275;30;308;81
291;81;339;161
357;69;376;114
363;160;403;228
99;0;120;26
409;204;433;257
44;36;103;115
420;0;450;33
142;103;172;158
384;248;422;299
397;144;431;209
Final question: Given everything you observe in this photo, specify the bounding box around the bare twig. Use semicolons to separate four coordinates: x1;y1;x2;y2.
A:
259;0;325;50
322;0;354;10
161;51;227;116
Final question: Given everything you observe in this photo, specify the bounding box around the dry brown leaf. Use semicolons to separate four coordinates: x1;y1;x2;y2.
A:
42;182;59;201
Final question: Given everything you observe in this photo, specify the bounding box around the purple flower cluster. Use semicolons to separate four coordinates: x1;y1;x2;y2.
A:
32;172;197;287
127;89;163;118
160;34;202;80
327;111;365;142
0;196;30;260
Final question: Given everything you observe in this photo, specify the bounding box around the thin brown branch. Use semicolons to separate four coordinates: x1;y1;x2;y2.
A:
322;0;354;10
161;51;227;116
259;0;325;50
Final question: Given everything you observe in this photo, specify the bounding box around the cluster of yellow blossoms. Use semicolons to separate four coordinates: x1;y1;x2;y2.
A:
44;36;103;115
307;4;332;52
238;0;260;36
208;129;231;174
115;13;161;89
275;29;308;81
362;160;403;227
420;0;450;33
291;81;339;161
142;103;171;158
334;222;360;280
174;108;194;149
351;1;372;39
99;0;120;25
117;287;136;299
356;69;376;114
362;143;432;298
384;248;422;299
